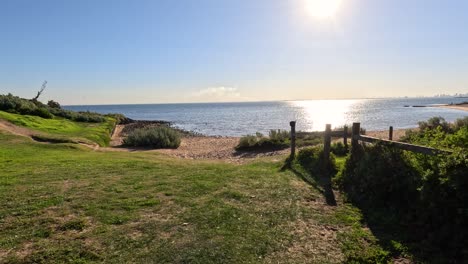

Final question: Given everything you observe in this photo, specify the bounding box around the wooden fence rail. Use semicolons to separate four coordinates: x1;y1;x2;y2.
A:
351;122;450;156
288;121;451;159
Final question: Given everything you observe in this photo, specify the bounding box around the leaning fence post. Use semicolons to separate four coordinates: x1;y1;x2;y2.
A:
343;125;348;148
290;121;296;159
351;122;360;155
389;126;393;141
324;124;331;166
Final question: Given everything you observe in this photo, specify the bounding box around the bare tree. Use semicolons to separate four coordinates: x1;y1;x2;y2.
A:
32;81;47;101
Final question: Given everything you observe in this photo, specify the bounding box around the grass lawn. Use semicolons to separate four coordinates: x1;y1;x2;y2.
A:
0;118;390;263
0;111;115;146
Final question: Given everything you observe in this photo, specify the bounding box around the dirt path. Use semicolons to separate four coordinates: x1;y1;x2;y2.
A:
110;124;125;146
0;120;35;137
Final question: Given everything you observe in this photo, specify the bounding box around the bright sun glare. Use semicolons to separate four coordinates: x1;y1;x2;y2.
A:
305;0;343;19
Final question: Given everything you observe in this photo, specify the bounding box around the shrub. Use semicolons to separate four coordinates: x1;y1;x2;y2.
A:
236;135;259;150
235;130;290;151
47;100;61;109
73;111;106;123
339;143;420;212
453;116;468;131
296;145;337;176
123;126;181;149
0;94;16;110
340;118;468;261
409;150;468;255
32;107;53;119
330;142;348;156
0;93;112;123
403;117;468;149
269;129;289;142
105;113;133;124
418;116;450;132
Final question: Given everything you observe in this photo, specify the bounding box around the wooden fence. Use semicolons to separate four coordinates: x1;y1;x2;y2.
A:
289;122;450;158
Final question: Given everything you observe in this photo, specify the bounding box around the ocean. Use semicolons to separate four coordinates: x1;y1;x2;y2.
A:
65;98;468;136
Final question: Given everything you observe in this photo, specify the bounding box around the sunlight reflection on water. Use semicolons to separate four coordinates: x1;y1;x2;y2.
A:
288;99;357;130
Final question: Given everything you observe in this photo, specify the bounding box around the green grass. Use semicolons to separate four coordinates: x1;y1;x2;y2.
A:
0;111;115;146
0;128;391;263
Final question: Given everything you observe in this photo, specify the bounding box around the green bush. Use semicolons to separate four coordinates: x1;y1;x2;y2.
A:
340;117;468;261
0;93;109;123
33;107;54;119
330;142;348;156
403;117;468;149
418;116;450;132
236;135;259;150
339;144;420;212
105;113;133;124
123;126;181;149
295;131;322;147
47;100;61;109
409;151;468;255
269;129;289;141
296;145;337;176
453;116;468;131
235;130;290;151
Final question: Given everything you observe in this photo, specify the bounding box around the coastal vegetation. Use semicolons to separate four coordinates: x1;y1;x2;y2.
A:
0;93;107;123
123;126;181;148
296;146;337;176
330;142;348;157
236;130;325;151
338;116;468;262
236;130;290;151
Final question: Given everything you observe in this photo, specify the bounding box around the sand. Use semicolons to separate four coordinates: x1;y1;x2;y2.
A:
366;129;411;141
435;103;468;112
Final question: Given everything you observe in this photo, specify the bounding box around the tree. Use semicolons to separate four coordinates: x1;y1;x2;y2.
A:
32;81;47;101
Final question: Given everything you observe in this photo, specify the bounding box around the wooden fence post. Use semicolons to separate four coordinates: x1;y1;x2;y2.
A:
324;124;331;165
351;122;360;154
343;125;348;148
290;121;296;159
389;126;393;141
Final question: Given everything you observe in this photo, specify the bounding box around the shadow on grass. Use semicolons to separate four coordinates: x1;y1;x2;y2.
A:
350;203;464;263
282;160;337;206
233;147;289;158
336;147;465;263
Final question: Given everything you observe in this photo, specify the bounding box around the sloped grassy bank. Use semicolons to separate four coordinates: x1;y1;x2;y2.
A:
0;111;115;147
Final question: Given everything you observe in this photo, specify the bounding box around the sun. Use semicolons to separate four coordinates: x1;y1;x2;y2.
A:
305;0;343;19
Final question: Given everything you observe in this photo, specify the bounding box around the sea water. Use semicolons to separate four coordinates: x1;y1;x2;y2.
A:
65;98;468;136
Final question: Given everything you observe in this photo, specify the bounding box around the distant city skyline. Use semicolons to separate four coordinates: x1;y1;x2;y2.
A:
1;0;468;105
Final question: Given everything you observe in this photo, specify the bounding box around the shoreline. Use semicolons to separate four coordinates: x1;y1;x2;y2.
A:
109;120;413;162
435;103;468;112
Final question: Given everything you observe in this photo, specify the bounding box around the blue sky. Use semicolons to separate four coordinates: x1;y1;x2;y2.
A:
1;0;468;104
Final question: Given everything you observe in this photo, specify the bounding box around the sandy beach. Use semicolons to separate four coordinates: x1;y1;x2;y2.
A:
436;103;468;112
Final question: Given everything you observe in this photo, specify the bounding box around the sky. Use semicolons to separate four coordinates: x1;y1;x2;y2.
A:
1;0;468;105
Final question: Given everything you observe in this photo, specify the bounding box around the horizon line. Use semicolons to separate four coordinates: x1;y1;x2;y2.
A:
61;95;460;107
